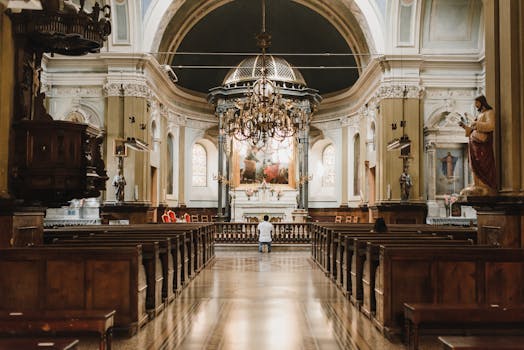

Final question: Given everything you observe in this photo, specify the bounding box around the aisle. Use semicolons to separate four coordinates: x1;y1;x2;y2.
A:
81;251;409;350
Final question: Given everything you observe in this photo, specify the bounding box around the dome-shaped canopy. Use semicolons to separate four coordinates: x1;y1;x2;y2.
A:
223;55;307;86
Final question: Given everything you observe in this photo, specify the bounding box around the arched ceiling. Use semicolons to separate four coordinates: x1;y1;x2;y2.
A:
156;0;373;96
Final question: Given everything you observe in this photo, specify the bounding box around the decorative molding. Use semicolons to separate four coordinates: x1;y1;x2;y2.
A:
102;82;153;98
186;119;215;130
103;83;122;97
374;84;425;100
124;83;152;98
45;86;103;98
425;88;478;99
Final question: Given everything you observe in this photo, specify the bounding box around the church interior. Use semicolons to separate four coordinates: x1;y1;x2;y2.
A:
0;0;524;349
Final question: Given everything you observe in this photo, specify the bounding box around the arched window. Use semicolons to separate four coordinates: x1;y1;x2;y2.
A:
192;143;207;187
167;134;174;194
322;144;335;187
353;134;360;196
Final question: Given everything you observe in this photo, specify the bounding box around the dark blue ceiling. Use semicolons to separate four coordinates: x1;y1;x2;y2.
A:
171;0;359;95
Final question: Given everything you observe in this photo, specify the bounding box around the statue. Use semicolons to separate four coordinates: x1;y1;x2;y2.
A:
399;165;412;201
112;170;126;202
459;95;496;196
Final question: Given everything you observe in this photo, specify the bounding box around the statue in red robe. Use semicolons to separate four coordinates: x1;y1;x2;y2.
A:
459;95;497;196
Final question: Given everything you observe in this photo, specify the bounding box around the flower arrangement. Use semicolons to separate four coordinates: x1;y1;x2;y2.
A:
444;194;458;216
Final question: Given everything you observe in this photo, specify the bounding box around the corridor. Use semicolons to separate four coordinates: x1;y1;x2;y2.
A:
81;251;412;350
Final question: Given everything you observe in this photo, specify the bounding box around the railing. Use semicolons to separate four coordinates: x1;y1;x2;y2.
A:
214;222;311;244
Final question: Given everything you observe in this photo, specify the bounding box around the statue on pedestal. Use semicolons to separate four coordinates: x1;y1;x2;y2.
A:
112;170;126;202
399;165;412;201
459;95;497;196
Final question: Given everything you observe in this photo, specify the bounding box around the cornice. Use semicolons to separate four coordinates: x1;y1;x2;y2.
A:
43;53;216;124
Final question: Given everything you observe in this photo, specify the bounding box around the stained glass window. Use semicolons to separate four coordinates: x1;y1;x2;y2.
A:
192;143;207;187
322;144;335;187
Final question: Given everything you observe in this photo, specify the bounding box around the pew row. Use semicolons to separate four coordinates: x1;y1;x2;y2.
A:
0;247;146;335
0;310;114;350
404;304;524;350
374;247;524;336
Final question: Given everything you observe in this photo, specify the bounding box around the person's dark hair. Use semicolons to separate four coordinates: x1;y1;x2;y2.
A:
373;217;388;233
263;215;269;221
475;95;492;112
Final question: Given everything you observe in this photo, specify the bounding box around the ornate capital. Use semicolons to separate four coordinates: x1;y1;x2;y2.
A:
123;83;151;98
375;84;425;100
103;82;152;98
103;83;121;97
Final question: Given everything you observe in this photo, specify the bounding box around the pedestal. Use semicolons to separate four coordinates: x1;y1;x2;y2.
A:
101;202;154;224
0;200;45;248
369;201;427;224
462;196;524;247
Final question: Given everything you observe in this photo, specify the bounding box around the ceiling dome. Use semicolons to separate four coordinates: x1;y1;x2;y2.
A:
223;55;307;86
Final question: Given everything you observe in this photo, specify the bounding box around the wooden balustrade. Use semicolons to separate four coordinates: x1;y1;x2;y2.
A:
214;223;311;244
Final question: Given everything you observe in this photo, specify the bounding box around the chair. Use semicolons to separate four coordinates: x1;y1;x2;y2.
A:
345;216;352;223
167;210;176;223
334;215;342;223
191;214;199;222
352;216;360;223
161;213;170;223
201;215;209;222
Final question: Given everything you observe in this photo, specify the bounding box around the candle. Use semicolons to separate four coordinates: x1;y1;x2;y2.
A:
387;184;391;200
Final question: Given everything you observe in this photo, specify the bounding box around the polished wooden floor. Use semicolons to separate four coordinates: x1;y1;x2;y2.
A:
78;250;440;350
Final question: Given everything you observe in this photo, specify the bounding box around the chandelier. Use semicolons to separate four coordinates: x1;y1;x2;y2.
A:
222;0;308;147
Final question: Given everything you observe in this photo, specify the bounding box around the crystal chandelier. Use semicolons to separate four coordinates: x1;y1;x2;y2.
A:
222;0;308;147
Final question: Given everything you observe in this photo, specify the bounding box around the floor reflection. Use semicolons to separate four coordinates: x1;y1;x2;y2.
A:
78;250;429;350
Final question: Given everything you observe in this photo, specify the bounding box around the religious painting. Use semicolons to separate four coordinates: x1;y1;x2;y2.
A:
238;138;293;185
436;148;464;195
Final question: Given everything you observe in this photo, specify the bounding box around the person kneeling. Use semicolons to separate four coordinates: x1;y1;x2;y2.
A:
257;215;274;253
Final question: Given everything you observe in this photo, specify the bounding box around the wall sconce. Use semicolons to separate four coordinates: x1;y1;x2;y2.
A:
129;116;135;123
139;123;146;130
391;122;397;130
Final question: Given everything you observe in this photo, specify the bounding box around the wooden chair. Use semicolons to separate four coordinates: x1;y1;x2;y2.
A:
334;215;342;223
345;216;352;223
200;215;209;222
191;214;199;222
352;216;360;223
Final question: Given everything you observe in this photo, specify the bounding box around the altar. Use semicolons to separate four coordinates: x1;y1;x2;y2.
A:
230;184;298;222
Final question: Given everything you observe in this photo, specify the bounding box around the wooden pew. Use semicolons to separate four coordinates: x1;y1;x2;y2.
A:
373;247;524;336
45;223;216;283
0;338;79;350
50;240;164;318
359;240;474;318
48;229;191;289
0;247;147;335
438;335;524;350
403;304;524;350
54;236;175;303
0;310;114;350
